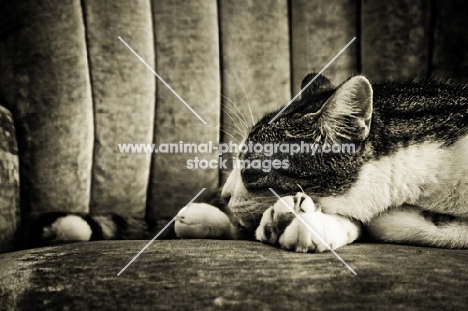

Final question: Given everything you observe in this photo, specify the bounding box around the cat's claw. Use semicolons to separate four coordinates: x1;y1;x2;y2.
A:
279;215;327;253
294;245;309;253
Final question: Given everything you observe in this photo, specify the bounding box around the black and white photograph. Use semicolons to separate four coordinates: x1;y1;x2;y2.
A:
0;0;468;310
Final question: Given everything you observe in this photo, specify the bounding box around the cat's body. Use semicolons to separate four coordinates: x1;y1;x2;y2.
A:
33;74;468;252
221;74;468;250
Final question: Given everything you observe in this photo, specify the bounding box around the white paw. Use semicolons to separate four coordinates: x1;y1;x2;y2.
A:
279;215;327;253
175;203;235;239
43;215;92;242
279;212;358;253
256;192;356;253
255;192;319;246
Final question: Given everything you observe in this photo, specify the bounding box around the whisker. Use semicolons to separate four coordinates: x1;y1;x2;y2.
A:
220;94;249;137
220;115;241;138
206;89;248;139
220;92;249;132
230;101;250;133
234;73;255;126
221;108;247;139
297;184;305;194
218;127;239;142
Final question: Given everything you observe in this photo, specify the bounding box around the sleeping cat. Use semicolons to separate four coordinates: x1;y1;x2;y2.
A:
221;73;468;251
33;73;468;252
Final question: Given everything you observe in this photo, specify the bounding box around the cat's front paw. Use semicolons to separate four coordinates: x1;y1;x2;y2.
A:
278;214;327;253
255;192;319;247
279;211;360;253
256;192;357;253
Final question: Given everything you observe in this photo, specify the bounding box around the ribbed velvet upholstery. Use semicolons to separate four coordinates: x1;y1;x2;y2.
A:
0;1;94;226
0;0;467;252
84;1;156;218
148;0;220;219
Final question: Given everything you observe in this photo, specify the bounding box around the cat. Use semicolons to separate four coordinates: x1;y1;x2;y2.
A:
32;73;468;253
221;73;468;251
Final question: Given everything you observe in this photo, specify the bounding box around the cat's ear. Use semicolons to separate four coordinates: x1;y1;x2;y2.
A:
300;73;335;99
319;75;373;142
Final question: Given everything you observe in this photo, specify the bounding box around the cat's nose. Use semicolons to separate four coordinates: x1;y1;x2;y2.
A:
242;167;269;185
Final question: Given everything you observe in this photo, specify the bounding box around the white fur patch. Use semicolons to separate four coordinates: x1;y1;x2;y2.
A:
278;212;360;252
222;165;249;205
43;215;92;242
175;203;235;239
368;206;468;248
318;136;468;222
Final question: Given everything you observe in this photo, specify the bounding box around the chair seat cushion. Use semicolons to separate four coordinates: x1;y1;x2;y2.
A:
0;240;466;310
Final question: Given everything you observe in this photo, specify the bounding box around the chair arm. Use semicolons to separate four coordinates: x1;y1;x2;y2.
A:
0;104;20;253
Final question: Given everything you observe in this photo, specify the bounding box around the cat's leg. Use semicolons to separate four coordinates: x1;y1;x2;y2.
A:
367;205;468;248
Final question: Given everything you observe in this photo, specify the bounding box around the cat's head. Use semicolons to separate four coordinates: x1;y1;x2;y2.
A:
222;73;374;232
